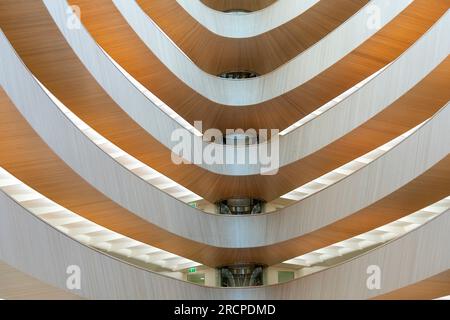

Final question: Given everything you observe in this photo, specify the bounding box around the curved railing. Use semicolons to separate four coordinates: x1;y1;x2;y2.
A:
1;17;444;218
67;0;446;135
0;32;436;218
35;77;205;207
0;167;201;274
112;0;412;105
2;22;450;250
1;185;448;298
175;0;318;38
2;24;449;251
1;11;449;250
139;0;367;76
18;63;434;217
45;0;450;176
1;165;448;289
282;197;450;269
268;121;423;210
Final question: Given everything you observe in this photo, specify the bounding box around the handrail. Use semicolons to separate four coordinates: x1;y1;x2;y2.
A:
34;76;205;207
0;26;434;217
1;16;449;249
0;22;438;218
0;186;448;297
283;197;450;269
45;0;450;176
268;120;425;210
0;167;201;274
0;166;448;287
113;0;412;105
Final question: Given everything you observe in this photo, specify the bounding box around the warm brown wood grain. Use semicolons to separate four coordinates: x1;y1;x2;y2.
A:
201;0;276;12
0;87;219;266
70;0;450;132
1;0;449;286
1;184;449;299
138;0;368;75
2;0;449;203
0;261;81;300
1;87;449;267
374;269;450;300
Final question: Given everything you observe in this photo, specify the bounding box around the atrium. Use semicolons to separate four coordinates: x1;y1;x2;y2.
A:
0;0;449;301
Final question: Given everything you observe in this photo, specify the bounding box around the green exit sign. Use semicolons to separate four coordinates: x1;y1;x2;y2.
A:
188;202;197;208
188;267;197;273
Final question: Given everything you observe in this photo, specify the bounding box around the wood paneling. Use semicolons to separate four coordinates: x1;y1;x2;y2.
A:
199;156;450;266
2;0;449;202
1;87;449;266
138;0;368;75
45;0;450;177
374;269;450;300
1;194;449;298
0;261;81;300
2;20;449;253
70;0;449;131
116;0;413;107
0;88;217;266
201;0;276;12
176;0;319;39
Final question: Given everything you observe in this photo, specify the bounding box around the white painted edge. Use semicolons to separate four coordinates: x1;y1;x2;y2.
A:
0;190;448;299
176;0;319;38
114;0;412;105
1;25;449;248
44;1;449;176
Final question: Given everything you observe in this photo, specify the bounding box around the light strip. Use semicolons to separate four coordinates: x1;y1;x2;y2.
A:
34;72;427;214
1;163;445;282
279;64;391;136
0;167;201;273
283;196;450;267
33;76;204;205
31;57;414;214
100;40;392;141
99;47;203;137
273;120;426;206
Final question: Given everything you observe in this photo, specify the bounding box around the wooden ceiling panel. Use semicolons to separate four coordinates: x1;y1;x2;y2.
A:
1;88;449;267
0;0;449;203
138;0;368;75
70;0;449;131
